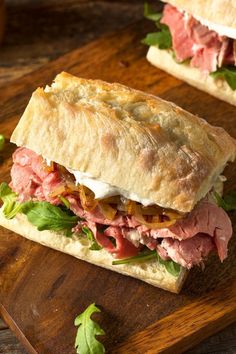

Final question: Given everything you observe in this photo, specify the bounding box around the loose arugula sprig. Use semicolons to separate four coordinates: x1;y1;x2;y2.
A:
74;303;105;354
214;191;236;211
112;249;181;277
211;67;236;91
82;226;102;251
0;134;5;151
142;2;172;49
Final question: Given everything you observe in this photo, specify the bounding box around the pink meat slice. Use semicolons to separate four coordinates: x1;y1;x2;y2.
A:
161;4;234;73
83;221;139;259
190;47;219;73
150;201;232;262
157;234;215;269
10;147;62;204
9;147;233;266
161;4;195;61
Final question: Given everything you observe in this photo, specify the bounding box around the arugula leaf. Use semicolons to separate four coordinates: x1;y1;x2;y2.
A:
142;29;172;49
0;182;25;219
144;2;162;22
82;226;102;251
156;253;181;277
59;195;70;209
0;134;5;151
112;250;157;265
22;201;78;233
74;303;105;354
142;2;172;49
214;191;236;211
211;67;236;90
112;249;181;277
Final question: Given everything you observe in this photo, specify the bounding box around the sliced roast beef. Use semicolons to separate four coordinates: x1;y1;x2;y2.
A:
9;147;233;267
83;221;139;259
157;234;215;269
161;4;235;73
11;147;62;204
149;201;232;261
161;4;194;61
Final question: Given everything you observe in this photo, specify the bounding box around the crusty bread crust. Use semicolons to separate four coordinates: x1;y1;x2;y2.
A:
147;46;236;106
0;209;187;293
11;72;236;212
163;0;236;29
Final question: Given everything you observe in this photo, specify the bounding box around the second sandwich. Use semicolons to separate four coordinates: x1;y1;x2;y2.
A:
144;0;236;106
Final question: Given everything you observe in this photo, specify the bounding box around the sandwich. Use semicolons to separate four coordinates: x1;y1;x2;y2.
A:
143;1;236;106
0;72;235;293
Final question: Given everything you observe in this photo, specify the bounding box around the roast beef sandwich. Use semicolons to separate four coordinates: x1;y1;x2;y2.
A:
0;72;235;293
144;1;236;106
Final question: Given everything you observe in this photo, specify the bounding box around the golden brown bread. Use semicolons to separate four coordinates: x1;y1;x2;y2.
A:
0;209;188;293
147;46;236;106
163;0;236;29
11;72;236;212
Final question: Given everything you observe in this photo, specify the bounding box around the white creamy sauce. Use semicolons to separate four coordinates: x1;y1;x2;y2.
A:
68;169;155;206
44;157;226;208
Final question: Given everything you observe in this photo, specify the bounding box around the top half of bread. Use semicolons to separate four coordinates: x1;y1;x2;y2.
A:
162;0;236;29
11;72;236;212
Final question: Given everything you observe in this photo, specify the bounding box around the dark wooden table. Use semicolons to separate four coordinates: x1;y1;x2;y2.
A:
0;1;236;353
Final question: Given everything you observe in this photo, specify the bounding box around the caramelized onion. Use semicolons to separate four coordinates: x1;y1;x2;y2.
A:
140;205;162;216
101;196;121;204
126;200;136;215
44;161;55;173
98;202;117;220
133;204;178;229
49;185;67;198
79;185;98;211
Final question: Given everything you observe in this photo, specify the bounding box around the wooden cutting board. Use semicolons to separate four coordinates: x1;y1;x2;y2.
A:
0;20;236;354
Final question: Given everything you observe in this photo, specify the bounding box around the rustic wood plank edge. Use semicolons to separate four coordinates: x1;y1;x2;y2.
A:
0;304;37;354
114;279;236;353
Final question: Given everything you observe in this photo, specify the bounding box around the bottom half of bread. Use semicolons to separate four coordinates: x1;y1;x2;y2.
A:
147;46;236;107
0;209;187;293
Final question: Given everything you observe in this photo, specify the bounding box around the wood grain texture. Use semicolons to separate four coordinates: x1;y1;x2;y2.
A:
0;14;236;354
115;280;236;353
0;0;146;86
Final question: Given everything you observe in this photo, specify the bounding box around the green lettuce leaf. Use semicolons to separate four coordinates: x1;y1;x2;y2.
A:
0;182;25;219
142;29;172;49
112;249;181;277
59;195;70;209
112;250;156;265
74;303;105;354
142;3;172;49
0;134;5;151
156;253;181;277
144;2;162;22
214;191;236;211
82;226;102;251
22;201;78;234
211;67;236;90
